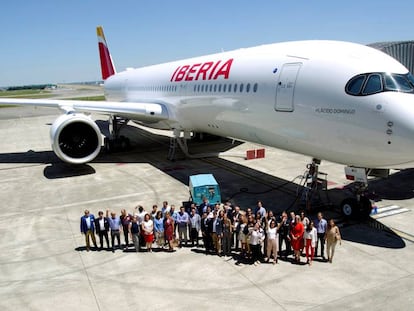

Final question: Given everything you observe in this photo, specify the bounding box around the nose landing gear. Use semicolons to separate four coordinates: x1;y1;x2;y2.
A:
340;167;374;219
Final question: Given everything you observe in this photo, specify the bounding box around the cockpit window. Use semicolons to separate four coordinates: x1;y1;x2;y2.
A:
346;72;414;96
384;74;414;92
362;74;382;95
347;75;366;95
384;74;399;91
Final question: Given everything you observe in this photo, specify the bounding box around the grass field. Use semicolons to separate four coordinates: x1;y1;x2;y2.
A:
0;89;105;108
0;89;53;99
63;95;105;101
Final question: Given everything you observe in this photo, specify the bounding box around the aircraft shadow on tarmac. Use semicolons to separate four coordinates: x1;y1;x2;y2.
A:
369;168;414;200
0;120;410;249
43;163;96;178
341;220;406;248
0;149;97;178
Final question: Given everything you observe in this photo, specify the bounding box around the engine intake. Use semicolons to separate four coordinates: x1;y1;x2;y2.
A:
50;114;102;164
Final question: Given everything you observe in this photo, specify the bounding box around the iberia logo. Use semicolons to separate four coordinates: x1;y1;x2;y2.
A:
170;59;233;82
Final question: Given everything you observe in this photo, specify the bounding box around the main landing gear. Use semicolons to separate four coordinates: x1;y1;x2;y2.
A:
168;130;224;161
104;115;131;152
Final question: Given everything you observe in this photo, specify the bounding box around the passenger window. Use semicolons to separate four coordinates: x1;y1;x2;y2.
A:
234;84;238;92
253;83;258;92
362;74;382;95
223;84;227;92
218;84;222;92
246;83;251;92
214;85;217;92
240;84;244;92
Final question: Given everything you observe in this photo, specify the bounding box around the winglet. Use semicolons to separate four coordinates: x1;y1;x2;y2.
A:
97;26;116;80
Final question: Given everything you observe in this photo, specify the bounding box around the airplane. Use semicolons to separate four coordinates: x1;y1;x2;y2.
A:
1;26;414;218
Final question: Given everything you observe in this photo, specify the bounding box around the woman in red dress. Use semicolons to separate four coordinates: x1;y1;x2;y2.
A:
142;213;154;252
290;215;304;263
164;212;175;252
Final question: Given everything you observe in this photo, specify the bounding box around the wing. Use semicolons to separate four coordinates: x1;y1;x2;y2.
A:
0;98;169;122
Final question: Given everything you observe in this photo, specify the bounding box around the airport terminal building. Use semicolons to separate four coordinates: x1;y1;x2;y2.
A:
369;40;414;74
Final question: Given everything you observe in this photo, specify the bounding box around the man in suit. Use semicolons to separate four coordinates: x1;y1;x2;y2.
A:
201;212;212;253
232;205;241;251
198;197;210;215
80;209;97;251
94;211;110;250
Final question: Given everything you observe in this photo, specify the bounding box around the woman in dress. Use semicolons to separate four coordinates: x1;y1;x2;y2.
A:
164;212;175;252
154;211;165;249
141;213;154;252
246;214;256;258
325;219;341;263
222;213;233;256
290;215;304;263
238;215;248;258
304;220;318;265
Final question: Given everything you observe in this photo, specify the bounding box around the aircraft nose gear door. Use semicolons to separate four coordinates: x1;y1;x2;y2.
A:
275;63;302;112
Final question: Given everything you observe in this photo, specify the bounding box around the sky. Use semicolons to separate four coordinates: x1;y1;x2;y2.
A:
1;0;414;86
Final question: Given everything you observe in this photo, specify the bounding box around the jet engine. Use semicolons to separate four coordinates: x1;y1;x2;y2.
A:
50;113;102;164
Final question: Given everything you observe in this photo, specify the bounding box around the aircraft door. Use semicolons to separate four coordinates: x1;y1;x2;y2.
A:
275;63;302;112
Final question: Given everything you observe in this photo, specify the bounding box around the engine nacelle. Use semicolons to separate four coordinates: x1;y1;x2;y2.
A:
50;113;102;164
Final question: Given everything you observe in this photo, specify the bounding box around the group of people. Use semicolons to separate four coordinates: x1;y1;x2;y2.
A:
80;199;342;265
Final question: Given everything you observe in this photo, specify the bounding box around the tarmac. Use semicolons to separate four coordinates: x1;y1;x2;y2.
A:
0;106;413;311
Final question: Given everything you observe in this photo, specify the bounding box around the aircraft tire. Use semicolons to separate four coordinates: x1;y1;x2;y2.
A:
104;136;130;153
340;197;372;220
119;136;131;150
357;196;372;220
104;137;113;153
340;198;358;219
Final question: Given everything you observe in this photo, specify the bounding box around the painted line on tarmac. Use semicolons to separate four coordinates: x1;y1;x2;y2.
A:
43;192;143;210
1;192;143;218
371;205;410;219
389;227;414;244
376;205;401;212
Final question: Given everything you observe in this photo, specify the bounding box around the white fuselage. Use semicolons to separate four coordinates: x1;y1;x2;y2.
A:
103;40;414;169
